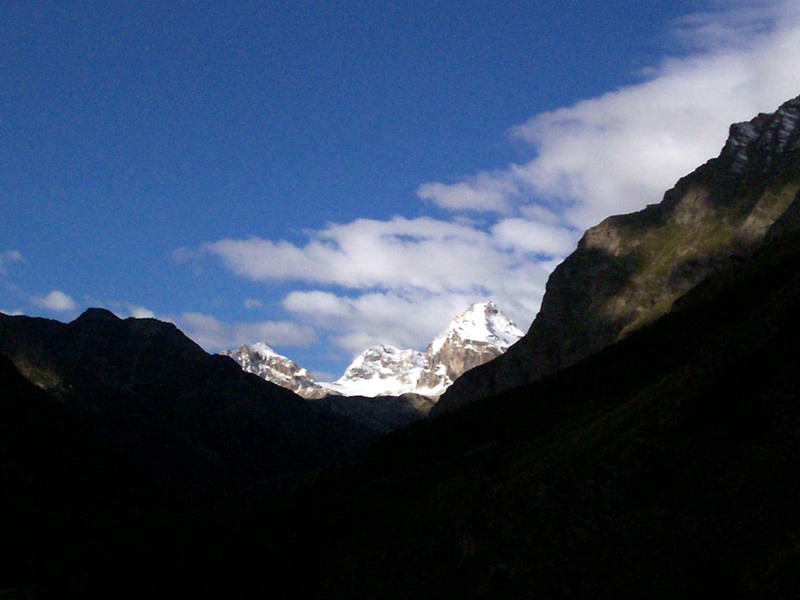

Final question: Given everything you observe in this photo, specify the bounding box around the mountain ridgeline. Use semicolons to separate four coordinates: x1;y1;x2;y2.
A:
0;309;374;499
223;302;522;430
436;94;800;414
4;95;800;597
225;301;523;401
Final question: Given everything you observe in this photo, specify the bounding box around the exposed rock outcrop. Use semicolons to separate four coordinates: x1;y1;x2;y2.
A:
221;342;330;399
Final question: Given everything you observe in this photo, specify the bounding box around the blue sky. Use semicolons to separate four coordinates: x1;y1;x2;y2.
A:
3;1;800;379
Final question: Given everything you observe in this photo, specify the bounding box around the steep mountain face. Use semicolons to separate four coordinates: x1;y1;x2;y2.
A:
422;300;523;387
436;95;800;414
326;344;431;397
0;309;374;498
221;342;329;399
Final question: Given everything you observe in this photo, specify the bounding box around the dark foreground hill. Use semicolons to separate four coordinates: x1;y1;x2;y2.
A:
0;309;375;499
0;354;161;593
285;222;800;599
0;309;381;596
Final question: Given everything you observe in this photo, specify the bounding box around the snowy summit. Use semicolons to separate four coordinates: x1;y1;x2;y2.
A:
224;301;524;400
322;301;524;398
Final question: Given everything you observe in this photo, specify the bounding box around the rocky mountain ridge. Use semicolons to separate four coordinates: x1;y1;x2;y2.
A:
221;342;329;400
226;301;523;401
435;94;800;414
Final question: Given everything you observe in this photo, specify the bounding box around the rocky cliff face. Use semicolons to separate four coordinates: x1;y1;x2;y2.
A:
221;342;330;400
435;95;800;414
419;301;523;390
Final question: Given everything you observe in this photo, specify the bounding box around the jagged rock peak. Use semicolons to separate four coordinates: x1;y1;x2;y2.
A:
719;95;800;176
248;342;281;360
428;301;524;355
224;302;522;402
422;301;523;386
221;342;329;400
334;345;427;387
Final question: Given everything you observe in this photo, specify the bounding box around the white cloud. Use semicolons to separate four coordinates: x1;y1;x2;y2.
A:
0;250;24;274
34;290;77;312
128;305;156;319
282;291;352;322
172;312;317;352
417;172;518;213
419;1;800;230
671;1;794;51
244;298;265;309
491;219;578;256
206;215;553;352
196;1;800;360
284;289;533;355
206;216;545;295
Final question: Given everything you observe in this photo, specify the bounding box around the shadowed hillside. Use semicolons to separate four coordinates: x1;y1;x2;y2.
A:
288;226;800;598
0;309;375;499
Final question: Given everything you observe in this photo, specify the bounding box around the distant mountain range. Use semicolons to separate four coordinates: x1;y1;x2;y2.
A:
223;300;522;400
221;301;523;432
220;341;331;399
4;95;800;597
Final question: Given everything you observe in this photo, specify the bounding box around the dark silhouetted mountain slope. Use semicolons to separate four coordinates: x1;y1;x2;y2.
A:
0;353;163;593
288;224;800;599
0;309;374;499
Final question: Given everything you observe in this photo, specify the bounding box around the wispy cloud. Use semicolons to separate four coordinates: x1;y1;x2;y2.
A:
0;250;24;274
127;305;156;319
244;298;265;310
417;173;519;213
205;216;556;350
282;289;524;354
206;216;559;298
33;290;77;312
172;312;318;352
107;302;314;352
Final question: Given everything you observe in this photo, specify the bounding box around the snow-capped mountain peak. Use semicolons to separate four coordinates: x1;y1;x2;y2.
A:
220;343;329;399
249;341;280;360
429;301;524;355
223;301;523;402
420;301;524;389
321;345;429;397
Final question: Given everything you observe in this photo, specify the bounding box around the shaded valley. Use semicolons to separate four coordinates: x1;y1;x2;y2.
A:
3;96;800;598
